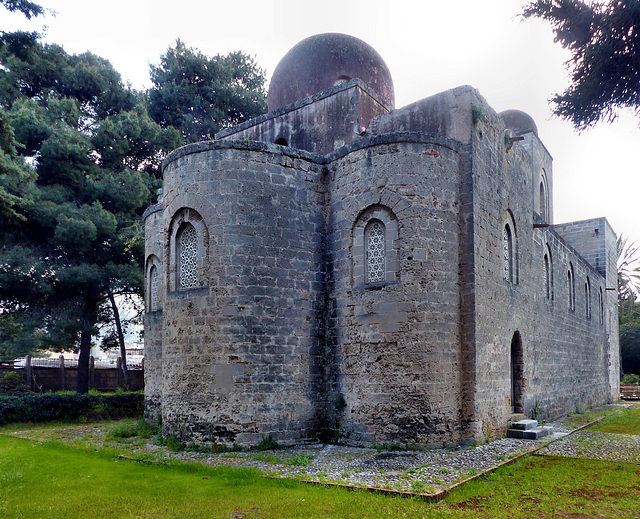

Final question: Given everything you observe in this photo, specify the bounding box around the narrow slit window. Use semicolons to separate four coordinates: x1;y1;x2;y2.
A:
539;181;546;221
543;254;550;300
503;225;513;283
567;264;575;311
365;220;386;283
599;288;604;325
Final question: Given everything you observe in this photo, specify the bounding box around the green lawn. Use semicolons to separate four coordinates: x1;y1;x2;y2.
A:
1;434;640;518
589;404;640;435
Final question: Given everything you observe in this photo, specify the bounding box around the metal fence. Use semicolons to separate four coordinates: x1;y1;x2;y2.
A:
7;356;143;369
1;354;145;392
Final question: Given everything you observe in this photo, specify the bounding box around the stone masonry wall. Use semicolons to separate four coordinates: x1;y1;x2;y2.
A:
470;107;614;437
554;217;620;400
217;80;390;155
159;141;325;446
143;203;163;420
326;134;466;447
527;227;612;415
554;218;610;277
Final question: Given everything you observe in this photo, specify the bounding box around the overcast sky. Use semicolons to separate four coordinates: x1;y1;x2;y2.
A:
6;0;640;252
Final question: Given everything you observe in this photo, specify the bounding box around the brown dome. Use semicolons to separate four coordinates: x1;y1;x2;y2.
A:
267;33;395;111
500;109;538;137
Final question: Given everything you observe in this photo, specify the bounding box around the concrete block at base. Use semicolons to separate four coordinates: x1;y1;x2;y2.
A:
510;419;538;430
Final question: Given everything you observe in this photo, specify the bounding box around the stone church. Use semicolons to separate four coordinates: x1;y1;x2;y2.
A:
144;33;619;447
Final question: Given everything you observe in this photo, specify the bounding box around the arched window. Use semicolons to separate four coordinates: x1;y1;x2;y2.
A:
150;265;159;311
539;170;549;223
352;205;398;287
146;255;162;312
567;263;575;311
178;223;199;290
503;224;514;283
168;208;208;293
365;219;386;283
585;277;591;320
543;253;550;301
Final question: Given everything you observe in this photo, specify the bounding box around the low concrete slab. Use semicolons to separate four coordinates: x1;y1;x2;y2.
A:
510;419;538;430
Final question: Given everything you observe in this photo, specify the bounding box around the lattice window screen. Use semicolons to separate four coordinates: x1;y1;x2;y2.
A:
150;266;158;311
366;221;386;283
179;225;199;289
503;226;512;282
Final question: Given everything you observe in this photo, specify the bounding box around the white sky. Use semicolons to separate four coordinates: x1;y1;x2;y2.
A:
5;0;640;249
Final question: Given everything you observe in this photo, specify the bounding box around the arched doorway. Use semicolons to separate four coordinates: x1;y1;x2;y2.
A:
510;331;524;413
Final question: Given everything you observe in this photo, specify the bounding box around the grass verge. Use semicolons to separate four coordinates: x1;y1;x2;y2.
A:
1;433;640;518
588;405;640;435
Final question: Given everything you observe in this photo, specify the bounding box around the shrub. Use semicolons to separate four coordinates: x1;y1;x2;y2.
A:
621;373;640;385
285;455;312;467
107;422;139;440
0;372;24;393
107;418;158;441
0;393;144;425
159;433;183;452
253;434;280;451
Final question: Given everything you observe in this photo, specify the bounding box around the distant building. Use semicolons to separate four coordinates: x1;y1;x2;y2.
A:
144;33;619;447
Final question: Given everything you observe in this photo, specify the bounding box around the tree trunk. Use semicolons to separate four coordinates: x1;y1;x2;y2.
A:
108;291;130;389
77;301;98;394
77;327;91;394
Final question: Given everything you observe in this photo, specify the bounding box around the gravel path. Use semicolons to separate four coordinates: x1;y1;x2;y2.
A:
5;404;637;496
221;437;540;493
537;430;640;464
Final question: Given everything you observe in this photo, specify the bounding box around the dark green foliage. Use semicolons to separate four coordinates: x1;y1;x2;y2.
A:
373;442;404;452
157;433;183;452
0;371;24;393
0;1;44;84
621;305;640;375
99;393;145;417
0;392;144;424
617;236;640;311
0;0;43;19
0;23;265;391
522;0;640;129
622;373;639;384
0;37;179;382
148;40;266;143
252;434;280;451
0;108;36;224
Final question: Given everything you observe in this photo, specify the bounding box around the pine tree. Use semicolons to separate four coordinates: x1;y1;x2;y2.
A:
148;40;267;143
0;38;180;391
523;0;640;129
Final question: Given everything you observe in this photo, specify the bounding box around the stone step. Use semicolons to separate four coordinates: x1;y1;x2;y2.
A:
507;425;553;440
509;419;538;430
